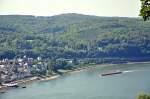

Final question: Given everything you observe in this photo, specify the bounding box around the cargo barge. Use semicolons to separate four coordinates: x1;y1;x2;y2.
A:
101;70;122;76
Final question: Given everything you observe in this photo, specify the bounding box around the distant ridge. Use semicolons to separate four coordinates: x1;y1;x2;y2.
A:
0;13;150;59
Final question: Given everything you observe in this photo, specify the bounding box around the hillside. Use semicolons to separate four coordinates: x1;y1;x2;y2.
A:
0;13;150;59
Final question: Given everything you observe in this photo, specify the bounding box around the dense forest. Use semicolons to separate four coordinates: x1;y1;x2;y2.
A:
0;13;150;59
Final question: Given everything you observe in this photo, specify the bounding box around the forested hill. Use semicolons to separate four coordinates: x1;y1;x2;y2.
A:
0;13;150;59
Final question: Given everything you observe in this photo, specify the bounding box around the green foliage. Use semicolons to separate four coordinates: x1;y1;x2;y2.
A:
137;93;150;99
0;14;150;59
140;0;150;21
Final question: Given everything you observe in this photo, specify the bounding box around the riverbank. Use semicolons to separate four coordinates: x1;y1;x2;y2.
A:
0;75;61;92
1;61;150;92
0;64;107;92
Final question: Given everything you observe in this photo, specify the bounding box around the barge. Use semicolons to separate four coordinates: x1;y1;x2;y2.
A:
101;70;122;76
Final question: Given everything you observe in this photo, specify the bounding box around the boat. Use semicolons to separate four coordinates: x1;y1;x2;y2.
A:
101;70;122;76
2;82;19;88
22;86;26;88
0;91;6;93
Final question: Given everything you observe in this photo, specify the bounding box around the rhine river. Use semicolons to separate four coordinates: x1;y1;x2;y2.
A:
1;62;150;99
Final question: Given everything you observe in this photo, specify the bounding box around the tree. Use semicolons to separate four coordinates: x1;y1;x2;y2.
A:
47;60;54;75
137;93;150;99
140;0;150;21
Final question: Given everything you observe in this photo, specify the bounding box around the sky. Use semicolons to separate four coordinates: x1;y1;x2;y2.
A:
0;0;141;17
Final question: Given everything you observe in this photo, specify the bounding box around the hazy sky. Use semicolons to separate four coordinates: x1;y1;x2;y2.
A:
0;0;141;17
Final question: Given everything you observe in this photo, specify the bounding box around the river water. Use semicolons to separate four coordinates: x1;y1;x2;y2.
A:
1;62;150;99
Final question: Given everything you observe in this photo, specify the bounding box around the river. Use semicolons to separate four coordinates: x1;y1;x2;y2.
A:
1;62;150;99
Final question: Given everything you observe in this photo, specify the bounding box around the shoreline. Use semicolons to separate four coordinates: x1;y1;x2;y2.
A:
0;75;61;93
1;61;150;92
